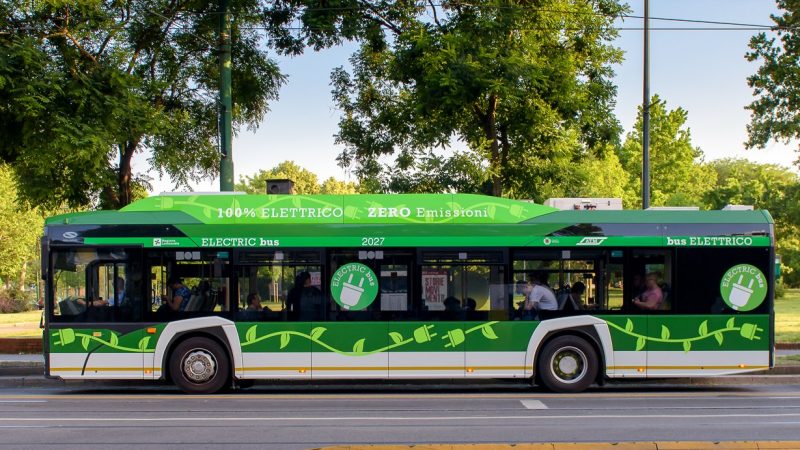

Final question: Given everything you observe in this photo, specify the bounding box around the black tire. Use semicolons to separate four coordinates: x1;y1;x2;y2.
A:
536;335;598;393
169;336;230;395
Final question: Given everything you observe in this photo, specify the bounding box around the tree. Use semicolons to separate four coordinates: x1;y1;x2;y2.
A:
705;158;800;287
745;1;800;162
0;164;43;289
617;96;717;208
235;161;358;194
0;0;284;209
320;177;359;194
568;147;628;200
330;0;625;200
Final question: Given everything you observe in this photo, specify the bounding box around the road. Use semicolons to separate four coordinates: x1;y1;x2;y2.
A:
0;383;799;449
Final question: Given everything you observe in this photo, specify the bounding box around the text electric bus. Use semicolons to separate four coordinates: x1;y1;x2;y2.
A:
42;193;775;393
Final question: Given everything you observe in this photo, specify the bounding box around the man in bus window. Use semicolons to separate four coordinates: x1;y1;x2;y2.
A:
246;292;263;312
632;272;664;311
162;277;191;311
523;272;558;317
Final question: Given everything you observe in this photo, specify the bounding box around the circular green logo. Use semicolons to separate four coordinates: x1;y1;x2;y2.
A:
720;264;767;312
331;263;378;310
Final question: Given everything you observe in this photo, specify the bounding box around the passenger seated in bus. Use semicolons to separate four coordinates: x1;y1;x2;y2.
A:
162;277;192;311
632;272;664;311
526;272;558;313
245;292;262;312
558;281;585;311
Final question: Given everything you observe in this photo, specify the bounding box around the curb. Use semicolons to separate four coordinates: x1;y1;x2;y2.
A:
315;443;800;450
1;374;800;390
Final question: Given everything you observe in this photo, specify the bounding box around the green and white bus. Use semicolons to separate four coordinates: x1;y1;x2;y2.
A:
42;193;775;394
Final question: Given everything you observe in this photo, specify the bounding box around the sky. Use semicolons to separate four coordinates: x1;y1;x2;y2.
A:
139;0;797;194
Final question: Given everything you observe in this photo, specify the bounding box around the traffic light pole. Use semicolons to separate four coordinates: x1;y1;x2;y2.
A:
219;0;234;191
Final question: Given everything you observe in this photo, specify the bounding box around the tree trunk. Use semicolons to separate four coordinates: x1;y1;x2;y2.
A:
117;138;140;208
18;263;26;290
476;95;503;197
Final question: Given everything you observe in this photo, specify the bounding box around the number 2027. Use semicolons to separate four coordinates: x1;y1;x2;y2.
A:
361;237;385;246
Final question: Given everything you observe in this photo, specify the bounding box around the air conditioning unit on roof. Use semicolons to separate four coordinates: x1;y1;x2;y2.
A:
544;198;623;211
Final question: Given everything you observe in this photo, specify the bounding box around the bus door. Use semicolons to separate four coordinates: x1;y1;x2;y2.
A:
48;247;147;379
316;250;411;379
235;250;320;380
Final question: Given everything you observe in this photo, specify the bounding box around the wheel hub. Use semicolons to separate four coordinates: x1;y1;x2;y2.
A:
183;350;217;383
551;346;587;384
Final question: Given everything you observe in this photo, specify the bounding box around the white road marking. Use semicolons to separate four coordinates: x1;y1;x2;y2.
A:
3;413;800;422
520;400;548;409
0;401;47;403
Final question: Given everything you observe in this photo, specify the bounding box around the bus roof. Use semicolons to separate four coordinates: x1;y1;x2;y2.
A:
45;193;774;226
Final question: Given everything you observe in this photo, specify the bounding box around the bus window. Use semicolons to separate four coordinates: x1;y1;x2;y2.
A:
420;251;506;321
513;251;597;313
675;247;770;314
622;249;672;312
147;250;232;318
51;248;142;322
236;250;322;321
327;250;414;321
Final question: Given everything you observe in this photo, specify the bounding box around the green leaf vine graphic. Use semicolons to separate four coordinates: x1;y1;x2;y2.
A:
240;321;501;356
605;317;763;353
51;328;155;353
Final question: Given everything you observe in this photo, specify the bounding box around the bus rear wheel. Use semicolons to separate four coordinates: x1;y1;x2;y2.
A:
169;337;230;395
537;335;598;393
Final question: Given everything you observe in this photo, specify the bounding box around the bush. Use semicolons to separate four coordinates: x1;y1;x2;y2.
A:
0;287;35;313
776;281;786;299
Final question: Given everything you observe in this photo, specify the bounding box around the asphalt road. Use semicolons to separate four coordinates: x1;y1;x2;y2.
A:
0;383;799;449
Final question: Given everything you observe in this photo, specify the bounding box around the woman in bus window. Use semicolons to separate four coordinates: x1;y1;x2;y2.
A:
632;273;664;311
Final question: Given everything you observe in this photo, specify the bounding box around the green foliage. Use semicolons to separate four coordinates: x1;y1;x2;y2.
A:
0;0;285;209
382;151;490;194
705;158;800;287
746;1;800;161
618;95;717;208
235;161;359;194
0;164;43;287
320;177;360;194
0;286;34;314
330;0;626;199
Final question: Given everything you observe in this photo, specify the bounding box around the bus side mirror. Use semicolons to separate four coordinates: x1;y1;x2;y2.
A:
775;255;782;279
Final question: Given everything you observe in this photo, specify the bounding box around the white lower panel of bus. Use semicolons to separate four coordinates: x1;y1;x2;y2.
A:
388;352;464;378
644;350;770;377
239;351;527;380
50;353;145;379
240;352;312;379
607;351;647;378
465;351;528;378
313;352;389;378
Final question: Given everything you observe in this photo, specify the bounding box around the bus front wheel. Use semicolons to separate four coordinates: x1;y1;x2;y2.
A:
536;335;598;393
169;336;230;395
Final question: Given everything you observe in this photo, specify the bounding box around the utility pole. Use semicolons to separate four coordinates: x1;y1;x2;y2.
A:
218;0;234;191
642;0;651;209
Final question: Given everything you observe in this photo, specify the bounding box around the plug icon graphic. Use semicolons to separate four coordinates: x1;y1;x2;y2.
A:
340;273;365;309
729;274;754;310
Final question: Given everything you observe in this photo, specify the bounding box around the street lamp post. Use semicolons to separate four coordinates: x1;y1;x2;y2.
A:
642;0;651;210
219;0;234;192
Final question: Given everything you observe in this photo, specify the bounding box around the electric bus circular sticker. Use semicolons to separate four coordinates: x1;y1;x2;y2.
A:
720;264;767;312
331;263;378;310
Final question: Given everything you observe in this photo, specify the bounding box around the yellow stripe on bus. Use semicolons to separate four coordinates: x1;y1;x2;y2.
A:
51;367;144;372
608;365;769;370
